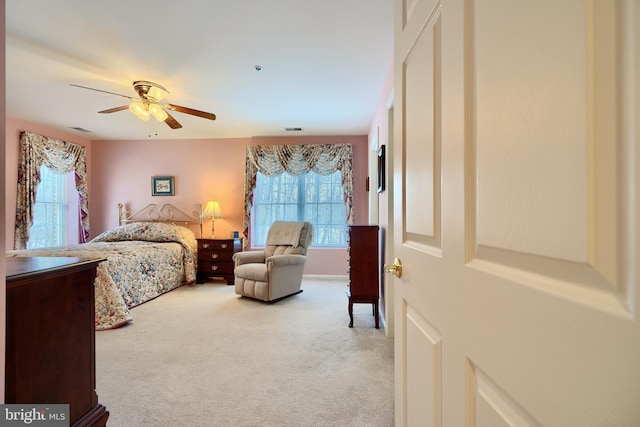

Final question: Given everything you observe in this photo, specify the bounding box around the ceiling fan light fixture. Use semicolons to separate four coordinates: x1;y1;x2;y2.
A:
139;110;151;121
148;103;163;116
129;100;146;116
154;109;168;122
147;103;168;121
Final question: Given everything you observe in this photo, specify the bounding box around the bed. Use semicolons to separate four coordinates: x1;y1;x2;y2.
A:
7;203;202;330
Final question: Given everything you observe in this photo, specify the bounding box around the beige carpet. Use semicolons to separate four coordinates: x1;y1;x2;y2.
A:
95;277;394;427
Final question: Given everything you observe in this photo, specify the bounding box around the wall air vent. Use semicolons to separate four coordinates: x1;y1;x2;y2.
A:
69;127;92;133
285;127;303;132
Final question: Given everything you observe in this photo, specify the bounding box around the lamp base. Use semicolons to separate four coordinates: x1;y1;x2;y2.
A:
210;218;216;239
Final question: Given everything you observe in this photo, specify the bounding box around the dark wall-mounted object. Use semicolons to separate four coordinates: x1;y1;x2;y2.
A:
377;145;386;193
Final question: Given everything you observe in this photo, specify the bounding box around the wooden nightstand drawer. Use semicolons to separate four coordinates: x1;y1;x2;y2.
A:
198;240;235;251
199;262;234;275
198;250;228;261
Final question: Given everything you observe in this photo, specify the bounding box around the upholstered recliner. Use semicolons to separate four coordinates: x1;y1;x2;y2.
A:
233;221;312;302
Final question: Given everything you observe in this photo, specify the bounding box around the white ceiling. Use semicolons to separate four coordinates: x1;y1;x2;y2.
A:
6;1;393;141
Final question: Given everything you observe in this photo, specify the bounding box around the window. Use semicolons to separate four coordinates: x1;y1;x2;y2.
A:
14;131;89;249
252;171;347;247
27;165;77;249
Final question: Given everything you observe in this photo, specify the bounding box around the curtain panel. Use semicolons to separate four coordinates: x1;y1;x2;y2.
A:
243;143;354;238
14;131;89;249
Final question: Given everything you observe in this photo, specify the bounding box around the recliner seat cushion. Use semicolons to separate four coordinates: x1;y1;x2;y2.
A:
234;263;269;282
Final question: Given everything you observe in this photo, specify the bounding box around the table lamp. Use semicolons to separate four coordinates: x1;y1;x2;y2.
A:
202;201;223;238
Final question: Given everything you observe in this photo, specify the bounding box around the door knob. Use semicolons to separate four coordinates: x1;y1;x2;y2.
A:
384;258;402;278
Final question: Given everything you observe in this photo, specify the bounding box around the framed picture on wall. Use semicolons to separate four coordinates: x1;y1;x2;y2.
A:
377;146;385;193
152;176;175;196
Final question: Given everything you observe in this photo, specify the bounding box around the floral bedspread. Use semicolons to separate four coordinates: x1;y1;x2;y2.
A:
7;222;197;330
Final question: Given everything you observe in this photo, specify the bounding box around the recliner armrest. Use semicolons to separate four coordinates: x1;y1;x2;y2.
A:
233;250;266;266
266;254;307;267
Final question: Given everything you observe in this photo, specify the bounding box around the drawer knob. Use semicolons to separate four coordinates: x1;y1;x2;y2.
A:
211;253;219;259
211;265;218;271
221;243;228;249
203;243;210;249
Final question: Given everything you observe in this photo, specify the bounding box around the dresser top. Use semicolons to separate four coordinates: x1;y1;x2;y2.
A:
6;257;104;281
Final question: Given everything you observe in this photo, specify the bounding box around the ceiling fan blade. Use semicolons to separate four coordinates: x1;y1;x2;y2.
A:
70;84;135;100
98;105;129;114
165;104;216;121
164;111;183;129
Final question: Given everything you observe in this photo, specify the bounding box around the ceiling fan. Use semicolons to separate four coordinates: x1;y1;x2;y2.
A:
70;81;216;129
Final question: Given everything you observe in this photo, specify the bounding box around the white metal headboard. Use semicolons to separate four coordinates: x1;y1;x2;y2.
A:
117;203;203;237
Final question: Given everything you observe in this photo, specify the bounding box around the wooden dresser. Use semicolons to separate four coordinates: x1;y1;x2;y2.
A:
196;238;243;284
5;256;109;427
346;225;380;328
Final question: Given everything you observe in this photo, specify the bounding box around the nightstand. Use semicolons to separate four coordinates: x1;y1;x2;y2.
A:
196;238;243;284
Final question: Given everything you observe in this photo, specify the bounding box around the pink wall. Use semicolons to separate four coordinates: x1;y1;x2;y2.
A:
5;117;93;250
6;123;370;276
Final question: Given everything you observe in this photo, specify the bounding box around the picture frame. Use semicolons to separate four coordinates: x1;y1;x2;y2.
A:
151;176;175;196
377;145;385;193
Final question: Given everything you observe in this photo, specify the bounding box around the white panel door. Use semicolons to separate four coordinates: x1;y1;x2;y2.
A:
392;0;640;425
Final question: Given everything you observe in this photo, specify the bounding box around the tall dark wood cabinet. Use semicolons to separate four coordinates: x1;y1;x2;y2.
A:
347;225;380;328
6;257;109;427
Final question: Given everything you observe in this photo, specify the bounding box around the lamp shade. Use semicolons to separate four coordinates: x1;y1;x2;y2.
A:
202;201;223;219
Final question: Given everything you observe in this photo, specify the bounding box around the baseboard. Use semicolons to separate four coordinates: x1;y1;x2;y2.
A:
303;274;349;281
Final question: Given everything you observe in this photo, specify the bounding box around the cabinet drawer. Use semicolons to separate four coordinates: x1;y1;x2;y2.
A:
199;262;233;275
198;240;233;251
198;250;232;261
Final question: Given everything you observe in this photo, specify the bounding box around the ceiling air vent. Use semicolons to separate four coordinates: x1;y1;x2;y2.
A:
69;127;92;133
285;127;303;132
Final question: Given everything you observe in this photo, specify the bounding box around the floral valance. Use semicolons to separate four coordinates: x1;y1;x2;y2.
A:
14;131;89;249
243;143;354;236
